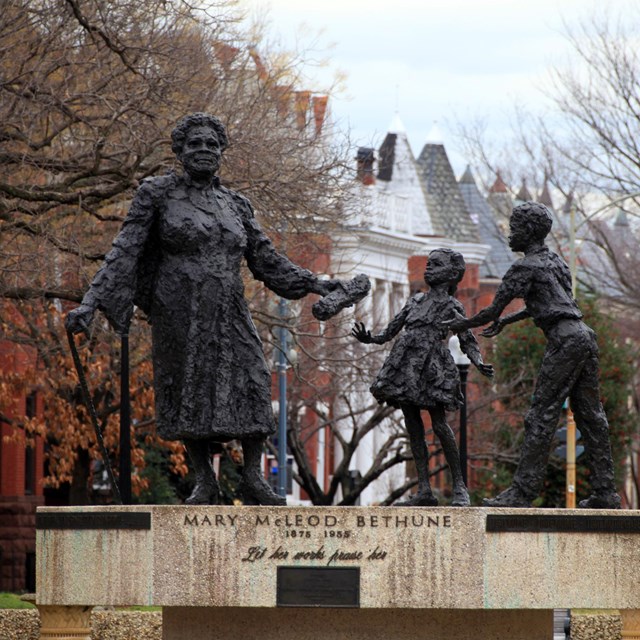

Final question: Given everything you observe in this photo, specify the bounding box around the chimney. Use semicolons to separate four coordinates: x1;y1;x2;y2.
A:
312;95;329;137
271;84;293;118
294;91;311;130
356;147;375;185
214;43;240;68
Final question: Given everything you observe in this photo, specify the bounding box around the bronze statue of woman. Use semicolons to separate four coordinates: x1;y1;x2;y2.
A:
66;113;343;506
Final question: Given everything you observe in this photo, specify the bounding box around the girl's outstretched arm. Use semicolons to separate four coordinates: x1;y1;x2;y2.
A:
453;302;494;378
459;329;494;378
352;298;412;344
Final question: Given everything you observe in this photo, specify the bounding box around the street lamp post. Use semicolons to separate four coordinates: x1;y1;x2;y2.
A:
276;297;289;499
565;203;578;508
448;335;471;486
119;332;132;504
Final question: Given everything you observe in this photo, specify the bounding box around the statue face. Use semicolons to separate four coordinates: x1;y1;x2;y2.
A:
179;125;222;179
425;251;456;286
508;216;529;252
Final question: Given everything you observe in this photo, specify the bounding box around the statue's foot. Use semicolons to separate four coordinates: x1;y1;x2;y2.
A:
451;486;470;507
185;479;220;505
578;492;621;509
483;486;531;508
395;490;439;507
238;475;286;506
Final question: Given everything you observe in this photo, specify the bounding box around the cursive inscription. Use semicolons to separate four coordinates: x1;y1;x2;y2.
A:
241;544;387;566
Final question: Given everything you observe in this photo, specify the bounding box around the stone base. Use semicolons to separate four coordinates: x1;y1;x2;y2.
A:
163;607;553;640
36;505;640;610
35;506;640;640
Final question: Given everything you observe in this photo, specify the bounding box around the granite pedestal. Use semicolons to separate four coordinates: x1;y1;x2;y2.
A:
36;506;640;639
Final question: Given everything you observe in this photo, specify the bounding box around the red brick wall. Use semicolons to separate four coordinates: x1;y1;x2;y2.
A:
408;255;426;292
0;495;43;592
0;337;45;499
1;423;25;497
408;255;480;309
0;330;46;592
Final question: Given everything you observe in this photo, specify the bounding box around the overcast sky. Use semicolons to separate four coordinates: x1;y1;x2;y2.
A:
239;0;631;174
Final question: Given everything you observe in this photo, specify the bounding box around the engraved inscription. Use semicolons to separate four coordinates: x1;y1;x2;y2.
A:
182;511;452;531
240;544;386;566
183;514;238;527
183;510;452;564
356;514;451;528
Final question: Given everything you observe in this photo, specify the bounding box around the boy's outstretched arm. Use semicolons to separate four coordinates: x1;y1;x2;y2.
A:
481;308;530;338
446;286;516;333
444;261;530;333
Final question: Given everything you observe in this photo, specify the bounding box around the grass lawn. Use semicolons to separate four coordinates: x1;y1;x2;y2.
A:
0;594;160;612
0;593;36;609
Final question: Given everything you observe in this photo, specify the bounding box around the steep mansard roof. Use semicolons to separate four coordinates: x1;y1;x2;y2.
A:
415;143;480;243
489;171;509;193
516;179;533;202
458;166;515;279
375;120;439;236
538;179;554;209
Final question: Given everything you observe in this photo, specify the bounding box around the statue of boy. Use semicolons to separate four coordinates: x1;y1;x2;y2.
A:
445;201;620;509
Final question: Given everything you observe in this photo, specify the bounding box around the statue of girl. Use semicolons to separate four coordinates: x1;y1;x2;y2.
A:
353;248;494;506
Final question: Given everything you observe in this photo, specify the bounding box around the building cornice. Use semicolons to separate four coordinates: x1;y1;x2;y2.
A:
335;227;490;263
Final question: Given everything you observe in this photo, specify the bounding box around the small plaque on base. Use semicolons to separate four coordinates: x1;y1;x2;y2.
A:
277;566;360;608
36;512;151;530
486;513;640;533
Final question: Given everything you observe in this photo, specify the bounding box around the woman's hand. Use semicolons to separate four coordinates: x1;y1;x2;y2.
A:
312;278;341;297
480;320;503;338
351;321;373;344
476;362;495;378
65;304;95;336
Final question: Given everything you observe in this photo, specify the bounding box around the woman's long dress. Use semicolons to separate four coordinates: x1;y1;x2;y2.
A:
83;172;318;441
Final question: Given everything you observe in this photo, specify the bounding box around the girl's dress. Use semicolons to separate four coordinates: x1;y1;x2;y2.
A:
370;292;480;411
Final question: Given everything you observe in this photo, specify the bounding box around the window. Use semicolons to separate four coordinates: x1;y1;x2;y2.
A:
24;392;37;495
